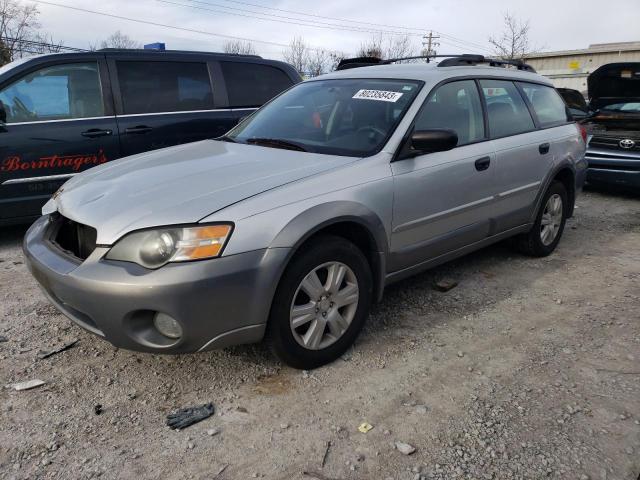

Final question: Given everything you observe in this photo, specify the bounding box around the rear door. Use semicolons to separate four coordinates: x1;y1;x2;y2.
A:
0;56;119;222
218;60;299;130
479;79;550;231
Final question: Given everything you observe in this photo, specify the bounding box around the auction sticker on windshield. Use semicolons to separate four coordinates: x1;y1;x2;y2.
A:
353;89;403;102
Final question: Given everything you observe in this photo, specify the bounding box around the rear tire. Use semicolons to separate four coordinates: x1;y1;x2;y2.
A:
267;235;372;370
516;181;568;257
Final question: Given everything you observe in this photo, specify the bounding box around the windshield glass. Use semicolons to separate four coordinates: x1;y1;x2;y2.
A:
601;101;640;113
227;78;422;157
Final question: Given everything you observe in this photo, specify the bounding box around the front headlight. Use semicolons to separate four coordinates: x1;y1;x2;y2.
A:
106;224;233;269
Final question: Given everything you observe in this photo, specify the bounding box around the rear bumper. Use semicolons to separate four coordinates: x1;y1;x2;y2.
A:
23;215;290;353
585;147;640;189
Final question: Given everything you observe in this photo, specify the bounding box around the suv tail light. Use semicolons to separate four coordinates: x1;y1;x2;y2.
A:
576;123;588;143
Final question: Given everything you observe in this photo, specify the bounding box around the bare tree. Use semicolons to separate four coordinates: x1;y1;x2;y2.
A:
100;30;141;50
223;40;256;55
357;34;416;61
306;49;331;77
357;34;383;59
283;36;308;75
29;32;65;54
0;0;42;63
0;38;9;65
328;51;346;71
489;12;531;60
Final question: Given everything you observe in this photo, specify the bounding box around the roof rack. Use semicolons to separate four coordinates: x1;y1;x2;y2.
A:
335;54;536;73
97;48;261;58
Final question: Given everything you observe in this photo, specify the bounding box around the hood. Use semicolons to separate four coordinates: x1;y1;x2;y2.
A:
588;63;640;110
52;140;354;244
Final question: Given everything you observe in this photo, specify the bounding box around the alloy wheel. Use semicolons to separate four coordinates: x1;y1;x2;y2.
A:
540;193;563;246
290;261;359;350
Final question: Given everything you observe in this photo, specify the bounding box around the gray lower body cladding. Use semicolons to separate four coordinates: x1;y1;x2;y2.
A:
23;215;290;353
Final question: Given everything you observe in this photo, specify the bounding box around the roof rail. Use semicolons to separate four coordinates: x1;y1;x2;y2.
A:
336;56;383;70
335;54;536;73
97;48;262;58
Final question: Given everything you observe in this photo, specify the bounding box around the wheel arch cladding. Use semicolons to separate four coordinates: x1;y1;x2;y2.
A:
270;201;389;303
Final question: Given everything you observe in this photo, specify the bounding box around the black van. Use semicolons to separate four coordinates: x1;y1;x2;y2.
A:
0;50;301;225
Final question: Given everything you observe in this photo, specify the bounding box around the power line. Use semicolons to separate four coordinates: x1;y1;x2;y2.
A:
199;0;494;53
160;0;425;37
29;0;328;52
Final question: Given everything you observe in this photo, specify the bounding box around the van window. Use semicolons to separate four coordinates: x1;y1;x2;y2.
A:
519;83;569;127
0;63;104;123
414;80;485;145
220;62;293;108
480;80;535;138
116;61;214;114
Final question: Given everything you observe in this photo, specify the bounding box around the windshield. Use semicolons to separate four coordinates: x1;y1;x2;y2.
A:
226;78;422;157
600;101;640;113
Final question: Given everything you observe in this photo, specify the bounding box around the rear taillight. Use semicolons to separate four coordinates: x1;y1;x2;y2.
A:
576;123;587;143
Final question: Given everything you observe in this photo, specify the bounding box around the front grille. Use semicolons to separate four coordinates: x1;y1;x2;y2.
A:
49;214;97;260
589;135;640;152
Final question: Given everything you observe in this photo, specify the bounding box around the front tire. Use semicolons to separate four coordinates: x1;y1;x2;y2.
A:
516;181;568;257
267;235;372;370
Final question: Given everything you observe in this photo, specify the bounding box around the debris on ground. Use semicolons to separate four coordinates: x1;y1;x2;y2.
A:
214;464;228;477
38;339;78;359
9;379;46;391
207;427;221;436
303;471;343;480
166;403;215;430
394;441;416;455
0;335;8;342
433;278;458;292
358;422;373;433
320;441;331;468
94;404;103;415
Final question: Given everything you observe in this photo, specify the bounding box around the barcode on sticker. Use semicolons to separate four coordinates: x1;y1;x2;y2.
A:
352;89;403;102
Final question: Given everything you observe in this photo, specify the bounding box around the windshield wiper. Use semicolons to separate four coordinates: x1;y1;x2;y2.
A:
246;137;308;152
217;134;238;143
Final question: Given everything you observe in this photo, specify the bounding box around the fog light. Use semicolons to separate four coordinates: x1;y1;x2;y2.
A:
153;313;182;339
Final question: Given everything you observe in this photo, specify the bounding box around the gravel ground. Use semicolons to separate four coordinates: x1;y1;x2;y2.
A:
1;189;639;480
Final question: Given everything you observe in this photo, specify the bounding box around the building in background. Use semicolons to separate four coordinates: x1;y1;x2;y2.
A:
525;41;640;95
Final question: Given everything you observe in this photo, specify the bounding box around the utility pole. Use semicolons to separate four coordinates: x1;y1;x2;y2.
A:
422;31;440;61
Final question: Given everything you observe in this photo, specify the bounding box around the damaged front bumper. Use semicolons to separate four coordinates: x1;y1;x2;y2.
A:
23;215;290;353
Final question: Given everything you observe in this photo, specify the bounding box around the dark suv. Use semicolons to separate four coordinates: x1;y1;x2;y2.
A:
0;50;301;225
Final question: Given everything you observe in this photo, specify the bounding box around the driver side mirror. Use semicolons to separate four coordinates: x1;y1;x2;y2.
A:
402;129;458;158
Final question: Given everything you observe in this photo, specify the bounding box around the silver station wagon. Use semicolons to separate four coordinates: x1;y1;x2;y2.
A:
24;55;588;369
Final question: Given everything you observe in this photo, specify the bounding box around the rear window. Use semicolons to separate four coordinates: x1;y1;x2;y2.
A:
519;83;569;127
220;62;293;108
480;79;535;138
116;61;214;115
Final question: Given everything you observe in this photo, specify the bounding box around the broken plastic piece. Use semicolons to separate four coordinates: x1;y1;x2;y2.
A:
166;403;215;430
358;422;373;433
11;379;45;391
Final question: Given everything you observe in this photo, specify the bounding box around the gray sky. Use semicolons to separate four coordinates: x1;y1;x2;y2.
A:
34;0;640;59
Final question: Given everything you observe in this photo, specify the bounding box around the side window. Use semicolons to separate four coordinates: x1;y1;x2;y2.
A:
116;61;213;114
0;62;104;123
220;62;294;108
414;80;485;145
480;80;535;138
519;83;569;127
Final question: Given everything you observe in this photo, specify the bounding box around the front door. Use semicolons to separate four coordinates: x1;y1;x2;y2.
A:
390;79;497;272
0;57;119;222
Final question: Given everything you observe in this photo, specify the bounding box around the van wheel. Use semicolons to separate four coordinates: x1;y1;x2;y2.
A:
267;235;372;370
516;181;568;257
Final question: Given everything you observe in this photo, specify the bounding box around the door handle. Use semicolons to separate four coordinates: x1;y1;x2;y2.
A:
124;125;153;134
474;156;491;171
539;143;551;155
81;128;113;138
